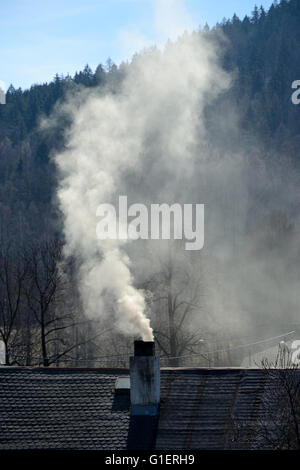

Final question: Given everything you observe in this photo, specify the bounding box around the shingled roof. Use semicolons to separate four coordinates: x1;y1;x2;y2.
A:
0;367;292;450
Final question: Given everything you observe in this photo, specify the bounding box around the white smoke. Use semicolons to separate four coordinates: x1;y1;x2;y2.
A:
154;0;196;42
53;30;230;341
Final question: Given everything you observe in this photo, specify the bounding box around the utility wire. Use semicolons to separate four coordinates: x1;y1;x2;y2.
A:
4;330;296;364
161;330;296;361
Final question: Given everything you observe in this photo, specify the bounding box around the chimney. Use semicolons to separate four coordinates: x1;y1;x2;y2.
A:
130;340;160;416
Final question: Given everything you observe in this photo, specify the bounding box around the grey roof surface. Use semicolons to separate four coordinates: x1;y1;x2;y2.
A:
157;369;268;450
0;367;288;450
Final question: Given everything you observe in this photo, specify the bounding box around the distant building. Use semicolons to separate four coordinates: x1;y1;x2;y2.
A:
0;87;6;104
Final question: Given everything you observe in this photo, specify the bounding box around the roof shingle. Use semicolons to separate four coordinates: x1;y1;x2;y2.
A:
0;367;293;450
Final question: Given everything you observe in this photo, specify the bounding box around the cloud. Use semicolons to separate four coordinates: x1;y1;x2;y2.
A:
118;28;154;62
154;0;197;41
116;0;199;63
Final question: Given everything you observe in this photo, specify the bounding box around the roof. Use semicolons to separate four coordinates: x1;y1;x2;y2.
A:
0;367;293;450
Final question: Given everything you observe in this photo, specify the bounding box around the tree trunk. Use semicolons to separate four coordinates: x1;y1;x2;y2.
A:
168;291;178;366
25;311;31;366
167;260;178;367
41;316;49;367
74;325;79;367
4;340;9;366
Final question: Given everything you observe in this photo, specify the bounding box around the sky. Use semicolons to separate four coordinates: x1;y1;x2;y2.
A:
0;0;274;91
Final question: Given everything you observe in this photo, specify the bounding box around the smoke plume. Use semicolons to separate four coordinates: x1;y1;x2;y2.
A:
52;28;231;340
49;4;300;353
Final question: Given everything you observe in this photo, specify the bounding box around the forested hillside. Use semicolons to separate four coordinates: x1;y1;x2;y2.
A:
221;0;300;150
0;0;299;243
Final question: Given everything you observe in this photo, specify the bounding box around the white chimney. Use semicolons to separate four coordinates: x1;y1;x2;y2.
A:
130;340;160;416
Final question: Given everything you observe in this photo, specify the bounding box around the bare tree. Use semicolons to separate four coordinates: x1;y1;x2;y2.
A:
145;244;204;367
23;240;110;367
256;351;300;449
24;238;72;366
230;347;300;449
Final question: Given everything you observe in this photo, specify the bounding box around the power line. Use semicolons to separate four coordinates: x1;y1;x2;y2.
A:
2;330;296;364
162;331;296;361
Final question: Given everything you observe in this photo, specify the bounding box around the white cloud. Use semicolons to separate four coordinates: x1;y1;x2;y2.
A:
118;28;154;62
116;0;199;63
154;0;196;42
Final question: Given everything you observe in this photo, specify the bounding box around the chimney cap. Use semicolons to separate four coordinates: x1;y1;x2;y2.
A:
134;340;155;356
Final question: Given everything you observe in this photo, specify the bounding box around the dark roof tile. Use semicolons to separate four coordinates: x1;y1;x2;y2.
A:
0;367;295;450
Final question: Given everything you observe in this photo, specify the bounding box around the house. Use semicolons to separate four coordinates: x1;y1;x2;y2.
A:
0;340;298;450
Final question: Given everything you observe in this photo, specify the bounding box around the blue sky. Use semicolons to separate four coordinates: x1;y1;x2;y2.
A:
0;0;274;91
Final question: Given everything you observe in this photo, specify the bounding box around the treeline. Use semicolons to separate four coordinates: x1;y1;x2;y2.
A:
216;0;300;153
0;0;299;244
0;61;121;245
